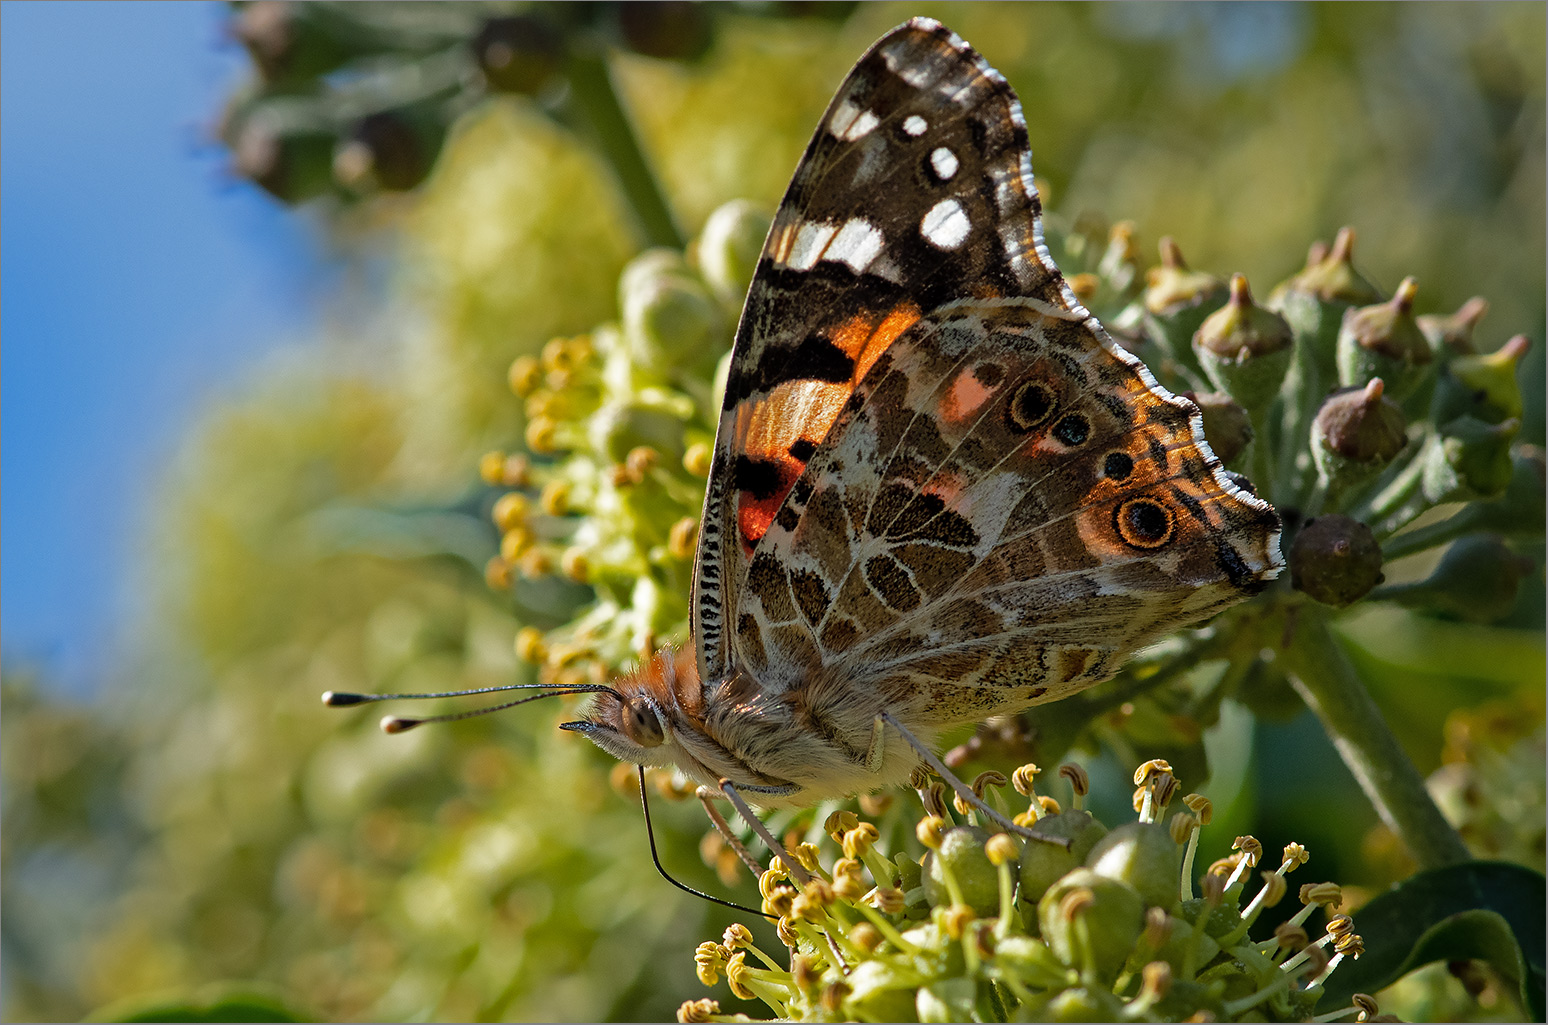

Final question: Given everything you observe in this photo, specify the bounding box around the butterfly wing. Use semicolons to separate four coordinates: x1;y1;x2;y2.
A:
698;18;1282;732
693;18;1074;686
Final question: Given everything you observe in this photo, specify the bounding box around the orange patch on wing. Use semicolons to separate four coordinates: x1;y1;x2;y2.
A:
831;303;921;383
943;366;1000;424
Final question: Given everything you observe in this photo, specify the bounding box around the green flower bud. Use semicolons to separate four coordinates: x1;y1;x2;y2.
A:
1181;391;1253;467
620;251;722;374
1430;335;1531;426
991;934;1065;974
1126;913;1220;979
227;102;338;204
471;15;563;95
1463;449;1547;536
922;826;998;916
1038;869;1145;983
1142;238;1225;385
1289;514;1384;607
1417;296;1489;359
1038;986;1126;1023
1084;822;1182;912
1336;277;1433;400
1421;416;1520;504
1373;535;1536;624
1268;226;1383;318
916;977;975;1024
334;107;446;192
697;200;771;306
1019;811;1109;907
843;960;920;1024
233;1;379;88
1193;274;1293;410
588;401;687;464
1312;379;1408;501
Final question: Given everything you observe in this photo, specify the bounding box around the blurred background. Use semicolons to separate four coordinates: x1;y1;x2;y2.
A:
2;2;1543;1022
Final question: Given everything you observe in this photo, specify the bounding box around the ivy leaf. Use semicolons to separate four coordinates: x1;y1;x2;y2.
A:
1323;860;1545;1019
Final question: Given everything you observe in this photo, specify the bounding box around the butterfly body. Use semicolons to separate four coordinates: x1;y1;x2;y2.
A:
564;19;1283;807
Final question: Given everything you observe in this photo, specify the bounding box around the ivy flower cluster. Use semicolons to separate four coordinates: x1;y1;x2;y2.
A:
679;759;1383;1023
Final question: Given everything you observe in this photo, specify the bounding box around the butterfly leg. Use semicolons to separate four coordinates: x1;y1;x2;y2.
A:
866;715;887;774
718;779;814;886
696;786;765;879
880;712;1070;847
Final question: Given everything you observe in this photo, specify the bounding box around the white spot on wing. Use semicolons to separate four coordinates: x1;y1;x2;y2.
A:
903;115;928;136
921;199;970;249
787;220;838;270
828;98;878;141
824;218;885;273
929;147;959;180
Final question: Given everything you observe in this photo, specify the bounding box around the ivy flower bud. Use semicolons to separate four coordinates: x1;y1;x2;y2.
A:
923;826;999;916
471;14;562;95
1336;277;1432;400
620;250;722;375
1018;811;1108;906
1312;380;1408;495
1086;822;1182;911
1181;390;1254;466
1039;868;1145;983
1142;237;1225;382
1431;335;1531;426
1289;514;1384;607
1417;296;1489;358
1420;415;1520;504
1193;274;1294;410
697;199;771;306
1373;534;1535;623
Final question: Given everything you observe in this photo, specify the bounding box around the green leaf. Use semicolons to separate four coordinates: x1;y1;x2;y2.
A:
1323;860;1545;1020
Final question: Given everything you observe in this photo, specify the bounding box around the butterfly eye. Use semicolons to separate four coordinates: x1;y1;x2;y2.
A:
1114;498;1174;549
1007;381;1055;432
621;697;665;748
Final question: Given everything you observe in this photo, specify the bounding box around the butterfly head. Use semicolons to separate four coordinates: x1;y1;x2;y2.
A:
559;645;709;776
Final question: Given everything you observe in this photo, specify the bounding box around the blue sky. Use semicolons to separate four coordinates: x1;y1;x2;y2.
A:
2;1;328;693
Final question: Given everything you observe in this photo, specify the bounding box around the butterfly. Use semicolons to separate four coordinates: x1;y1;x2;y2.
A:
559;18;1283;839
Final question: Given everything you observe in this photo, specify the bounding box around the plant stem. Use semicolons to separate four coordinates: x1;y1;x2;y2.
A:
563;50;683;249
1283;607;1471;870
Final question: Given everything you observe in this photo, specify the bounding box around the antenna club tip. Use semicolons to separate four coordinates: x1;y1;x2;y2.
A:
381;716;420;734
323;691;367;707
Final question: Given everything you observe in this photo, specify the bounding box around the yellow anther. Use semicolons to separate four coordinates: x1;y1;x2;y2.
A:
525;416;558;453
851;921;883;952
1280;842;1309;873
1182;793;1213;824
1038;795;1062;815
1257;870;1288;909
1233;836;1263;867
539;480;571;516
683;442;713;478
1299;882;1343;909
916;815;948;850
1058;762;1090;797
668;517;699;559
1274;922;1309;951
971;770;1008;799
984;833;1019;866
941;903;976;939
874;886;906;914
841;823;879;860
1133;758;1174;786
1011;763;1041;796
1169;811;1198;844
492;492;530;532
514;626;547;663
824;809;860;840
722;923;753;950
725;950;755;1000
676;998;719;1023
508;355;543;396
483;556;513;591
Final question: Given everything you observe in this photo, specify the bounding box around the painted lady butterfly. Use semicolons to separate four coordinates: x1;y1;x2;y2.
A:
562;19;1283;834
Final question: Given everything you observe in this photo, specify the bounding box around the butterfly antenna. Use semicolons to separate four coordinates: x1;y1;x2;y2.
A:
322;682;625;733
637;766;773;919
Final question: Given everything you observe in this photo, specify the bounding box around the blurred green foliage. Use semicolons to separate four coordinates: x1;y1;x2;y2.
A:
3;3;1543;1022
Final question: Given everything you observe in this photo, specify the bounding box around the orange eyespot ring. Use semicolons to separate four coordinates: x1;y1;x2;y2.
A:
1114;497;1174;549
621;697;665;748
1007;380;1055;432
